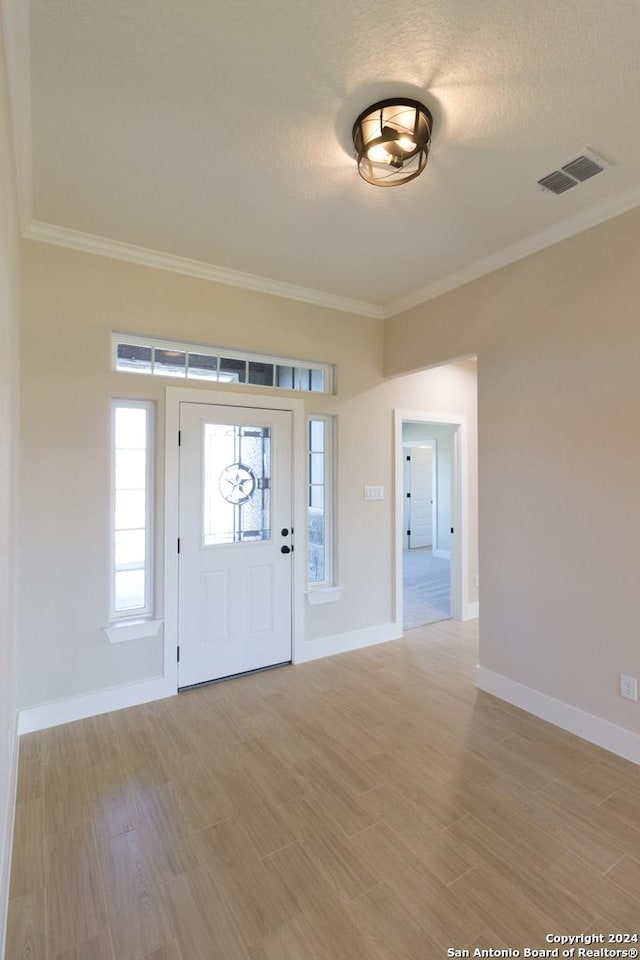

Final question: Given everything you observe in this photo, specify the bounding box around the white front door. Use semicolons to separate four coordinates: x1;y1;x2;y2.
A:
178;402;293;687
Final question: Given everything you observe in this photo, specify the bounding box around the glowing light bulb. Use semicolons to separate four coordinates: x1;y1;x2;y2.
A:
367;144;392;163
397;136;416;152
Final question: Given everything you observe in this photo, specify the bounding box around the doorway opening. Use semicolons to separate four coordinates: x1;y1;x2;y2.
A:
402;427;456;626
394;405;476;630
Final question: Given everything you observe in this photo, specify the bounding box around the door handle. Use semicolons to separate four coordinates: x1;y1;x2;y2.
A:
280;545;291;554
281;528;289;537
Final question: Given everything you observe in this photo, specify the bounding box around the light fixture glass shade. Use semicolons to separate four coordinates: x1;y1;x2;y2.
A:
352;98;433;186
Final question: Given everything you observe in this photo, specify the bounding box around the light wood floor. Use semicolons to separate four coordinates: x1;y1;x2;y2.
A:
7;620;640;959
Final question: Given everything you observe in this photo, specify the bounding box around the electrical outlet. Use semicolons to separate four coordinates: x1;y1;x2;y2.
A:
620;674;638;701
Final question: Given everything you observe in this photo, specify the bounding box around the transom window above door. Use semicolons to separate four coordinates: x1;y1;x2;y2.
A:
112;333;333;394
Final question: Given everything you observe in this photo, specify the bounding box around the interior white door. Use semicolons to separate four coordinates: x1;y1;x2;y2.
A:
178;402;293;687
409;446;433;548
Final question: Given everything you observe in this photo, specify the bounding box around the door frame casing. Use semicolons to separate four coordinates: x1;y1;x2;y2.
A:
164;386;306;693
394;409;473;627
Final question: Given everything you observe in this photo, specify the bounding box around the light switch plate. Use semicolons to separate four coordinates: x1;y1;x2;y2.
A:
364;485;384;501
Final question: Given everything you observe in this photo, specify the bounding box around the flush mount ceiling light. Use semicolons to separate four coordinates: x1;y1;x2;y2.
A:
352;98;433;187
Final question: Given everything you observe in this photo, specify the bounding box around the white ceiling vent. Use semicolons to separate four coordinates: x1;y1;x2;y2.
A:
537;149;611;195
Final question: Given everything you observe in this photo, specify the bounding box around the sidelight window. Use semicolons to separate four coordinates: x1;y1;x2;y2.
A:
111;400;154;618
308;416;334;588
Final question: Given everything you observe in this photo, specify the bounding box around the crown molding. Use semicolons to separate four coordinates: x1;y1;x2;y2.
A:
1;0;32;230
384;182;640;318
18;189;640;327
23;221;385;319
22;182;640;321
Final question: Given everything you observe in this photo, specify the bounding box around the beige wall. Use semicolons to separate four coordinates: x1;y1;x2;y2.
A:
385;206;640;732
19;241;478;709
0;13;20;952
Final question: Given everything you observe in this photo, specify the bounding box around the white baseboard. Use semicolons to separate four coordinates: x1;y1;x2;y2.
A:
433;548;451;560
18;676;176;734
295;622;400;665
17;624;399;731
477;667;640;766
463;601;479;621
1;713;19;960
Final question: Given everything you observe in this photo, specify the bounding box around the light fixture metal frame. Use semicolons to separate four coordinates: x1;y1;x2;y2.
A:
352;97;433;187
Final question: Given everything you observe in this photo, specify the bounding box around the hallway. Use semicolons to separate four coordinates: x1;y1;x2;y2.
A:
403;546;451;628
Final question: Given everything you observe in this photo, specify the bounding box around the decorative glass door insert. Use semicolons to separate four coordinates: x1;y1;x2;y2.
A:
203;424;271;545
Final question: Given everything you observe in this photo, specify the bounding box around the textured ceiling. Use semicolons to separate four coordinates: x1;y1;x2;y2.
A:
28;0;640;309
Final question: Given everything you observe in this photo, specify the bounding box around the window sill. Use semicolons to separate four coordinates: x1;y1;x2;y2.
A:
103;618;163;644
305;586;344;606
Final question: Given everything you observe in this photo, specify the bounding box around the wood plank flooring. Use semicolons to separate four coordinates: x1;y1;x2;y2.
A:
7;620;640;959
